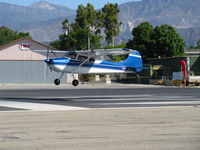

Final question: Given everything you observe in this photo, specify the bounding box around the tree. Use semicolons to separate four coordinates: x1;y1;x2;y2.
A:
50;3;102;50
126;22;154;58
50;3;122;50
126;22;185;58
62;18;70;35
152;24;185;57
75;3;102;50
0;26;30;46
196;39;200;48
102;3;121;47
75;4;96;29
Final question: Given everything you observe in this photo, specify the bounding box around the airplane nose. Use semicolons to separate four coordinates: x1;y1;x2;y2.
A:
44;59;53;64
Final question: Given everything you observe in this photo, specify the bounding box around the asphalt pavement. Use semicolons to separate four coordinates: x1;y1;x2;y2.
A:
0;84;200;150
0;107;200;150
0;84;199;111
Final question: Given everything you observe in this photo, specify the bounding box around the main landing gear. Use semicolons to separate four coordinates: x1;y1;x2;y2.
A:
54;79;79;86
72;79;79;86
54;73;79;86
54;72;64;86
54;79;60;85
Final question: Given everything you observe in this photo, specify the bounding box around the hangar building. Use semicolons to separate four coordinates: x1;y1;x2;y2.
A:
0;37;67;84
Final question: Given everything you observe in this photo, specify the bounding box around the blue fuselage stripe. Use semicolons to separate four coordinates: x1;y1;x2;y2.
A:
51;62;124;70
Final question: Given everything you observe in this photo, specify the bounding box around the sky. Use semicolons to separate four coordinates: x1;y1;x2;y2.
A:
0;0;141;9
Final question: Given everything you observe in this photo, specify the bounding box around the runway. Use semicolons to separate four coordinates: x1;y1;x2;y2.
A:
0;85;199;111
0;85;200;150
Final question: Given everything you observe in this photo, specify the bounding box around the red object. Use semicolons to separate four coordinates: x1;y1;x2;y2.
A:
179;60;187;86
19;43;31;50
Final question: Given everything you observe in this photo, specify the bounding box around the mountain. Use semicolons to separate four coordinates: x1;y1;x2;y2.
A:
119;0;200;27
0;0;200;46
0;1;76;42
119;0;200;46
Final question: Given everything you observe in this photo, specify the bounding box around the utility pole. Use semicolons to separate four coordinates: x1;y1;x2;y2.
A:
88;30;90;50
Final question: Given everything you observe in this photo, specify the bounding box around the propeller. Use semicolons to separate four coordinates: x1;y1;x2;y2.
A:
47;49;49;59
45;49;53;80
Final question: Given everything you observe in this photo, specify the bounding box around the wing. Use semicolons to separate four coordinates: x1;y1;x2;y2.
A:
33;48;138;59
33;49;74;58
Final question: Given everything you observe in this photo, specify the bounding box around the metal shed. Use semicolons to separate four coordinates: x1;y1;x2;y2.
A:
0;37;67;84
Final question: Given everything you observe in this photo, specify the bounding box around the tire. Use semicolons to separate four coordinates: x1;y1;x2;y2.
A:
54;79;60;85
72;79;79;86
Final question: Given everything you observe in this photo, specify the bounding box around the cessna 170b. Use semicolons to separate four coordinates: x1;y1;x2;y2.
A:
33;48;143;86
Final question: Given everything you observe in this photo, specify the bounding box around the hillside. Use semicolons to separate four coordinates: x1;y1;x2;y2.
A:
0;1;76;42
0;0;200;46
119;0;200;46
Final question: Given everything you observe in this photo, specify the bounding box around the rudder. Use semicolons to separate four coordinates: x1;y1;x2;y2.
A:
123;51;143;72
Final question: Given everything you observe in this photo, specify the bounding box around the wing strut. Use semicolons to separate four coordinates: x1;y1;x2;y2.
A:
72;53;95;74
70;53;95;87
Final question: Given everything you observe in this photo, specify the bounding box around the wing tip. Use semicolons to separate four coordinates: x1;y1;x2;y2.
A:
122;48;138;52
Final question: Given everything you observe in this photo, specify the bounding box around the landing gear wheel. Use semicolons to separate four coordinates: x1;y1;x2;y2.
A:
54;79;60;85
72;79;79;86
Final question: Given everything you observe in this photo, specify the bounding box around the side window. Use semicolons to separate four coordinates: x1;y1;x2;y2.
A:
77;56;95;63
89;58;95;63
78;56;87;61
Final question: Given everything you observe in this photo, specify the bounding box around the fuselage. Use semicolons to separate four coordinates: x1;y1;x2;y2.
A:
45;57;135;74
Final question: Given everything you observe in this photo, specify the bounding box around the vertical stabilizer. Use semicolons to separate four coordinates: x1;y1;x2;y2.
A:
123;51;143;72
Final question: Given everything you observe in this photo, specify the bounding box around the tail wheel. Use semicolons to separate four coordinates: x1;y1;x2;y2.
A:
72;79;79;86
54;79;60;85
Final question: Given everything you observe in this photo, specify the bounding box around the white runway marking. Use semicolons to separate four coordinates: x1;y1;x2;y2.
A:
98;101;200;105
67;95;196;101
0;100;88;111
39;95;196;100
0;95;199;111
39;94;153;99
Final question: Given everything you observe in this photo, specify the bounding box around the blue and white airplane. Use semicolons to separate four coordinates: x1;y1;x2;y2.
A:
34;48;143;86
